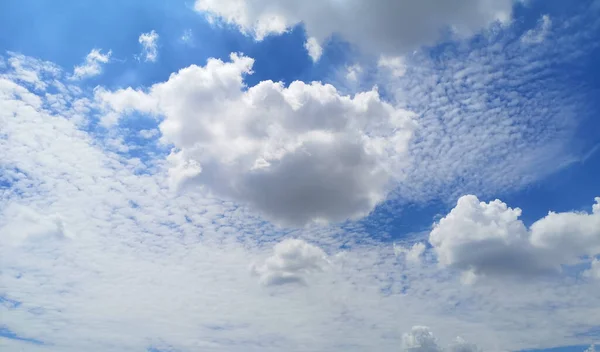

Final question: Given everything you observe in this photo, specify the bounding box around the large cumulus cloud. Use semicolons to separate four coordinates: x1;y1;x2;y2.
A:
194;0;512;57
428;195;600;279
96;53;415;226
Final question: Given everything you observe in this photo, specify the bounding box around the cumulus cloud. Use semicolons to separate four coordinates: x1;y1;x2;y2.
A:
3;9;600;348
251;238;328;285
94;86;159;126
402;326;479;352
521;15;552;44
96;53;415;226
70;49;111;80
304;37;323;62
394;242;426;264
138;30;159;62
429;195;600;278
194;0;512;56
403;326;443;352
378;56;407;78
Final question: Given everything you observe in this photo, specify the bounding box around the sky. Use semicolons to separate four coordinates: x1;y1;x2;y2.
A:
0;0;599;351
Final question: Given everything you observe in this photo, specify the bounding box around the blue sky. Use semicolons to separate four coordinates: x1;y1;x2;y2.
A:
1;0;599;351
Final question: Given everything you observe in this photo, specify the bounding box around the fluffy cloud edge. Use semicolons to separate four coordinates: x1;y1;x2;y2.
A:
427;195;600;279
95;52;416;226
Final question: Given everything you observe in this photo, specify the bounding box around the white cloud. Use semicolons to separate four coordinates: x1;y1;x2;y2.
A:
429;195;600;278
194;0;512;56
3;32;600;351
0;203;71;246
521;15;552;44
94;86;159;126
378;55;406;77
394;242;426;264
304;37;323;62
252;238;328;285
583;259;600;280
403;326;443;352
138;30;159;62
139;129;159;139
70;49;111;80
3;52;61;90
402;326;479;352
448;337;480;352
345;64;363;83
374;12;599;202
96;53;416;226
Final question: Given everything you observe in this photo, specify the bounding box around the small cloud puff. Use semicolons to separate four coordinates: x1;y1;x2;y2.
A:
378;55;406;77
138;30;159;62
71;49;111;80
251;239;328;286
139;129;159;139
394;242;426;264
402;326;479;352
304;37;323;62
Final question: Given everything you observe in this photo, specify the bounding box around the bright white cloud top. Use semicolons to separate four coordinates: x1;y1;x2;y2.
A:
96;53;415;226
251;238;329;286
429;195;600;279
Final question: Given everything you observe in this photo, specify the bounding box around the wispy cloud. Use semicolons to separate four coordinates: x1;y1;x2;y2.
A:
2;52;61;90
522;15;553;44
180;29;194;46
137;30;159;62
70;48;111;80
